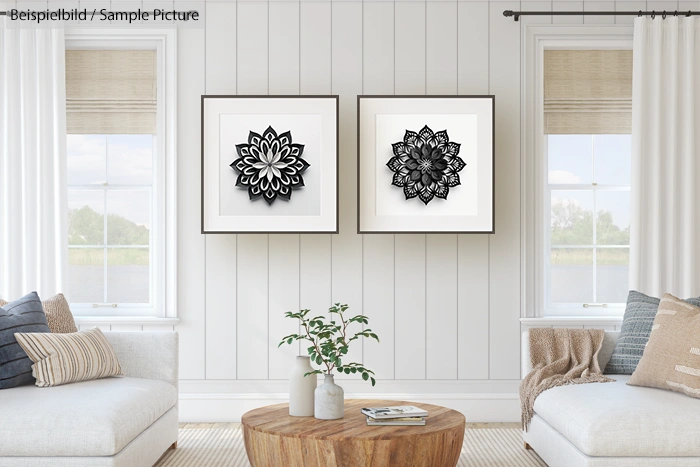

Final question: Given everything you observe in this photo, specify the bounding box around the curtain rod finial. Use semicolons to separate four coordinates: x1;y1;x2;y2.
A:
503;10;520;21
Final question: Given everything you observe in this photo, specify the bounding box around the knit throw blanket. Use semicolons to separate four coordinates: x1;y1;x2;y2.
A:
520;328;615;431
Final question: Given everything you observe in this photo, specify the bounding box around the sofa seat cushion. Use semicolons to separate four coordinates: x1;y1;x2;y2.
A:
0;377;177;457
533;375;700;457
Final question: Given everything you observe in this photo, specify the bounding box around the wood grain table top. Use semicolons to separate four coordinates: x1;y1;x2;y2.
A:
241;399;466;441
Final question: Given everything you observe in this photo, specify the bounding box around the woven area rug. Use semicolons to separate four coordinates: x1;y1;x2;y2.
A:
155;425;546;467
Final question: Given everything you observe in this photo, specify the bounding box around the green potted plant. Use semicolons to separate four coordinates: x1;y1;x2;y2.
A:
279;303;379;420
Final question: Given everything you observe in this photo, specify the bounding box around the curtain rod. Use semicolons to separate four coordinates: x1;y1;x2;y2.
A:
504;10;700;21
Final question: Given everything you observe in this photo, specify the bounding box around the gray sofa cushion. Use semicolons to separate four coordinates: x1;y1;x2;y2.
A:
605;291;700;374
0;292;50;389
534;375;700;457
0;377;177;457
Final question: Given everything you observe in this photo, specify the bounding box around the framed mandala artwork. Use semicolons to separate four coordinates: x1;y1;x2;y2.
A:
357;96;495;233
201;96;339;233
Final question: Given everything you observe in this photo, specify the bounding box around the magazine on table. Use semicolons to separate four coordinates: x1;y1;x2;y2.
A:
360;405;428;420
366;417;426;426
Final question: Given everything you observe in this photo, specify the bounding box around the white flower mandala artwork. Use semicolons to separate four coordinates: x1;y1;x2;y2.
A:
231;126;310;205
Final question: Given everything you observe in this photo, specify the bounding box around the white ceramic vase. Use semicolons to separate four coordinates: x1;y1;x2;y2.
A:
289;356;316;417
314;374;344;420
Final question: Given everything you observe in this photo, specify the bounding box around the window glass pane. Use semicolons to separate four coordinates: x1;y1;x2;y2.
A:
551;190;593;245
596;191;630;246
551;248;593;303
67;135;106;185
68;190;104;245
67;248;104;303
106;248;149;304
594;135;631;186
107;135;154;185
106;191;150;245
596;248;630;303
548;135;592;184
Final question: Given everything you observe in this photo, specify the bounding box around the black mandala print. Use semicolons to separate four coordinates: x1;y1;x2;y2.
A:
387;125;466;205
231;126;310;205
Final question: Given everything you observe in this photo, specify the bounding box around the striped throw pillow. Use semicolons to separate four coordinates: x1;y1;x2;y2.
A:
0;292;51;389
629;294;700;398
605;291;700;374
15;327;123;387
0;293;77;334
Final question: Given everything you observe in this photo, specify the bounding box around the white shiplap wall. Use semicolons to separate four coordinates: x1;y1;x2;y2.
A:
79;0;691;421
211;0;520;381
174;0;527;422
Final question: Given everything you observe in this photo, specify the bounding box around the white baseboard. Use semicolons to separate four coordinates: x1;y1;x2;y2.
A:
178;392;520;423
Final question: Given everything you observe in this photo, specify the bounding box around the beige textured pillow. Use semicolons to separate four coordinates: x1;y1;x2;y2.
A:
14;327;123;387
40;293;78;333
0;293;77;333
629;293;700;398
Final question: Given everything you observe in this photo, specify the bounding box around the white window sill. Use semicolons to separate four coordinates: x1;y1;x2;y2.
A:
520;316;622;326
74;316;180;326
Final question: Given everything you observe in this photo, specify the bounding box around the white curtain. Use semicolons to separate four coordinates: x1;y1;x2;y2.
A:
0;25;68;300
631;17;700;297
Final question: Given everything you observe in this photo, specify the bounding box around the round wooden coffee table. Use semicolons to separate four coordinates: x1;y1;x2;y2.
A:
241;399;465;467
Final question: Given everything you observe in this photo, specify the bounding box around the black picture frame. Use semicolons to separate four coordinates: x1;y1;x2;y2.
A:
357;95;496;234
201;95;340;234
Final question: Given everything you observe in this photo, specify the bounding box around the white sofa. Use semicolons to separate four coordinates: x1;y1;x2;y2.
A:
0;332;179;467
522;330;700;467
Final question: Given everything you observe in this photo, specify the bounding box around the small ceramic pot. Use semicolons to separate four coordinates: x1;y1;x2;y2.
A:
314;374;344;420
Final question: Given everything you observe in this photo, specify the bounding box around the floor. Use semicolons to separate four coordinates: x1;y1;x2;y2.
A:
157;422;545;467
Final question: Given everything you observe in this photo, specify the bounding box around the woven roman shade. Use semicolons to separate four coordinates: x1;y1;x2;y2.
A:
66;50;156;134
544;50;632;134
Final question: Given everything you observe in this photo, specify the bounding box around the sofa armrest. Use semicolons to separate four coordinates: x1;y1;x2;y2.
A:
522;331;531;378
103;332;179;390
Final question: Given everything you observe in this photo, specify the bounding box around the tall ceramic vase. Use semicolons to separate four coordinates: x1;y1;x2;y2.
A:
289;356;316;417
314;374;344;420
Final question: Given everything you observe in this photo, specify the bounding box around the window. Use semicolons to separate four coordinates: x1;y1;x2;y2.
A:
67;134;154;309
65;31;176;318
540;47;633;316
546;134;631;312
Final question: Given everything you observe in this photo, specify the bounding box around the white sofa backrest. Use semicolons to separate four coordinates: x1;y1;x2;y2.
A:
521;330;619;378
104;332;179;389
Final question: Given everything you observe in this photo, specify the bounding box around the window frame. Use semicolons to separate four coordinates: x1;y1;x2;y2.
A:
521;25;633;319
65;29;177;319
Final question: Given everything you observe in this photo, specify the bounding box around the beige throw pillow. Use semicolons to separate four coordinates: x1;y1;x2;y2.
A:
14;327;123;387
629;293;700;398
0;293;77;333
